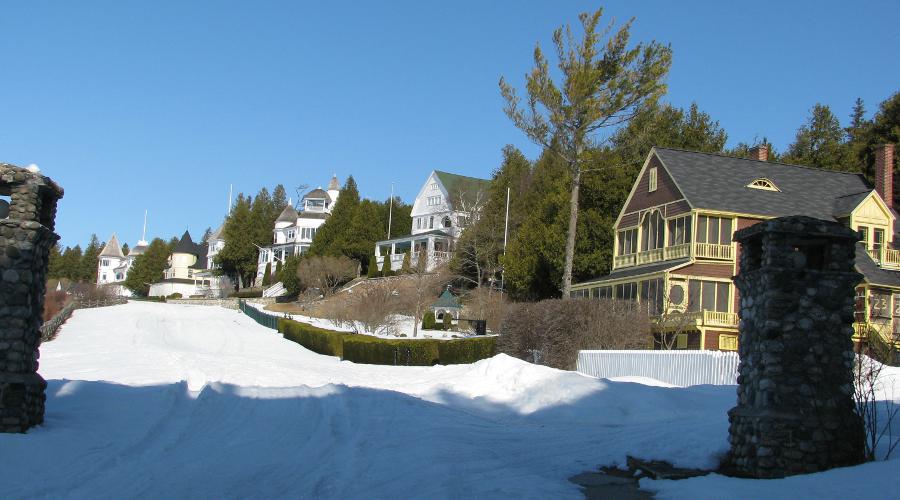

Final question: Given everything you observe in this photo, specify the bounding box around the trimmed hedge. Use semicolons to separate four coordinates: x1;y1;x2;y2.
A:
438;337;497;364
232;290;264;298
276;318;496;366
278;318;348;357
343;336;440;366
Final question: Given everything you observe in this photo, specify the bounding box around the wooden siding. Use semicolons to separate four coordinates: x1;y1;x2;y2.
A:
705;330;737;351
620;212;639;228
671;263;734;280
624;155;685;216
665;200;691;218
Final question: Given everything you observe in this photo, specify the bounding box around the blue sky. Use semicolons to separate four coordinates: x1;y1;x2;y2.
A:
2;1;898;248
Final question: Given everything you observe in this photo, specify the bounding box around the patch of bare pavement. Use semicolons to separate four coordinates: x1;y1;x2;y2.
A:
570;456;710;499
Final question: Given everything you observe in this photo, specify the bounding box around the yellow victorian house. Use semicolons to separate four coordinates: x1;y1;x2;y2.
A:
572;143;899;360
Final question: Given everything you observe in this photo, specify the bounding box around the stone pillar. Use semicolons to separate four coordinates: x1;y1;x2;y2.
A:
0;164;63;433
728;216;865;477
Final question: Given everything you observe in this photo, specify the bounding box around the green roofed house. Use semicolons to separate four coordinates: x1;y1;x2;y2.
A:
431;286;462;322
375;170;490;272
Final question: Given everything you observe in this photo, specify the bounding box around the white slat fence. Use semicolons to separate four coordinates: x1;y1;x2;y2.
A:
576;350;740;387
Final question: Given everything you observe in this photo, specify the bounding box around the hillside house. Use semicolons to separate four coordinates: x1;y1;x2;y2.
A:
256;176;341;282
374;170;490;272
97;233;148;297
149;230;228;297
571;144;899;354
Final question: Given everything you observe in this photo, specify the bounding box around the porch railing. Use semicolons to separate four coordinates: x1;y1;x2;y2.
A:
868;247;900;270
694;242;733;260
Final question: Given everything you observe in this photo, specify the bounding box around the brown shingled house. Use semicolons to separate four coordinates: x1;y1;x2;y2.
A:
571;144;899;354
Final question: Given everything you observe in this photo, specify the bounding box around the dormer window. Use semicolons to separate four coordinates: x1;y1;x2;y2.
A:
747;178;780;191
306;199;326;211
430;182;438;191
648;168;658;192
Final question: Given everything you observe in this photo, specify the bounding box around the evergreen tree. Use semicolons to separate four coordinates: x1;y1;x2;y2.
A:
309;176;360;256
782;103;850;170
124;238;170;297
201;227;213;243
275;259;282;280
401;251;411;274
262;262;272;286
272;184;289;212
500;8;673;296
216;194;257;288
59;245;83;281
121;243;130;256
279;254;301;295
81;234;102;283
48;244;64;280
367;255;379;278
859;92;900;197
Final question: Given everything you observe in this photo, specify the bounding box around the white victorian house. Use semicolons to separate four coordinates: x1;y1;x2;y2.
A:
256;176;341;282
97;233;148;297
375;170;489;272
149;230;229;298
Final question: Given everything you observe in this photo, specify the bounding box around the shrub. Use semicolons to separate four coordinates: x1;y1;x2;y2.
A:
297;255;357;296
422;311;437;330
278;318;347;357
231;290;264;298
276;318;495;365
262;262;272;286
438;337;497;364
342;336;440;366
167;292;183;299
442;313;452;331
367;256;380;278
344;281;402;335
400;252;411;274
43;289;71;320
498;298;652;369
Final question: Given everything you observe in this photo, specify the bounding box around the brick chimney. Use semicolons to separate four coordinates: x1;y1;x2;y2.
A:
875;144;895;210
749;145;768;161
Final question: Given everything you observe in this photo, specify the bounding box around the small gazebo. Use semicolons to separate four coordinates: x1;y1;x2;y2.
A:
431;287;461;322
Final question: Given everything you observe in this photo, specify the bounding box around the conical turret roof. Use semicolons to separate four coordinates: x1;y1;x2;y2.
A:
328;174;340;191
173;230;198;255
99;233;125;259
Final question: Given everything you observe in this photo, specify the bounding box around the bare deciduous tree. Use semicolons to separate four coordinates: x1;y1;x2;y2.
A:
296;256;357;297
399;252;451;338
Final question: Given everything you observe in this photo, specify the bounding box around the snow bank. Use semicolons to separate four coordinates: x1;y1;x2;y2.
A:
2;302;896;498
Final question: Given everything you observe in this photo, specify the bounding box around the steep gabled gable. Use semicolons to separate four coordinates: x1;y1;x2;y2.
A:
615;149;691;229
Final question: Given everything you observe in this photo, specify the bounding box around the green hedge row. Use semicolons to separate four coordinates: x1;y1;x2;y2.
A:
278;318;347;357
232;290;264;298
276;318;496;366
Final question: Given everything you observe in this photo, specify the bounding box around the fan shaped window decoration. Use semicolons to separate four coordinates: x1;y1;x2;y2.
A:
747;178;780;191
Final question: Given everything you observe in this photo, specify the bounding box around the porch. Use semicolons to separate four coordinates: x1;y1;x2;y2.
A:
375;230;454;272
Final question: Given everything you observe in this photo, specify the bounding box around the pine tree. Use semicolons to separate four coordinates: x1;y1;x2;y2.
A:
48;244;64;279
367;255;379;278
272;184;289;213
201;227;213;243
279;254;301;295
500;8;672;296
59;245;83;281
216;194;257;288
401;251;411;274
309;176;360;257
262;262;272;286
275;259;282;280
124;238;170;297
782;103;850;171
81;234;102;282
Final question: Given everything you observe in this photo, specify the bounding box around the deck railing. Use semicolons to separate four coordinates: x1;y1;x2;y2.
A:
694;242;733;260
868;247;900;270
654;309;739;329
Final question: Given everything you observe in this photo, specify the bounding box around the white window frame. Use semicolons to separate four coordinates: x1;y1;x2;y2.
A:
648;167;658;192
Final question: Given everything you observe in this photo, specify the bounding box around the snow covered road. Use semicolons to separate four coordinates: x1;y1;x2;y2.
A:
1;302;897;499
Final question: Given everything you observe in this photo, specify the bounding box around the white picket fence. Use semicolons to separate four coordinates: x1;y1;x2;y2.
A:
576;350;740;387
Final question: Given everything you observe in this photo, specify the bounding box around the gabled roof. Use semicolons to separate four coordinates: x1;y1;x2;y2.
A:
207;223;225;242
855;243;900;288
99;233;125;259
654;148;873;221
276;205;299;223
434;171;490;207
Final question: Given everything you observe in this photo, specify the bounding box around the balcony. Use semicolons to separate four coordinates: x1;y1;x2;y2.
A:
654;309;739;330
612;242;727;270
694;242;733;260
376;251;454;272
868;247;900;270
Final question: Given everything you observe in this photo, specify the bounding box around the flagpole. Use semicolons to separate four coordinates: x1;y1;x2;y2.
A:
387;182;394;239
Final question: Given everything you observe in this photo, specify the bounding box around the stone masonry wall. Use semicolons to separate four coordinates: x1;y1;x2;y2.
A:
0;164;63;433
728;216;865;477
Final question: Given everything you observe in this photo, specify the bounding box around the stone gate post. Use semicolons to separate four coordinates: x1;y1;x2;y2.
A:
0;164;63;433
728;216;865;477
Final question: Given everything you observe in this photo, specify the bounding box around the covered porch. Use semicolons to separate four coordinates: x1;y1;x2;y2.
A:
375;230;454;272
